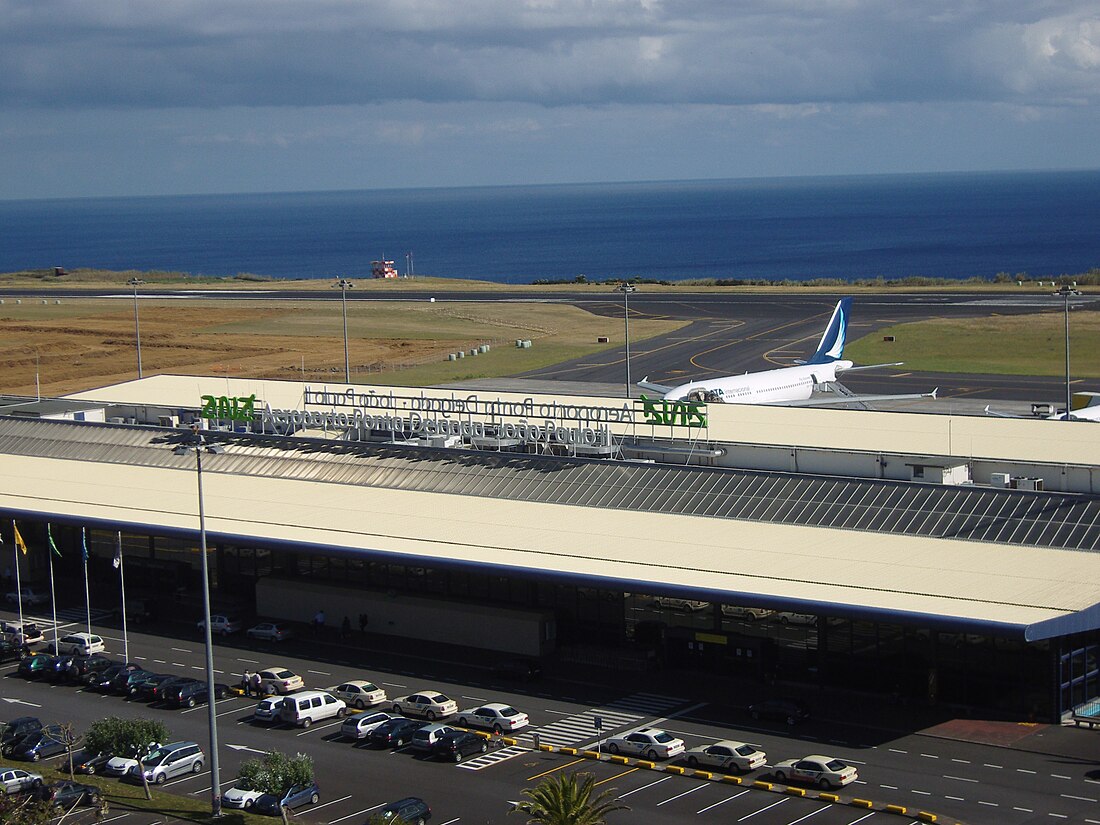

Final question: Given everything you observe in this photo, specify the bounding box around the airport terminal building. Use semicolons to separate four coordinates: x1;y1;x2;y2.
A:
2;375;1099;723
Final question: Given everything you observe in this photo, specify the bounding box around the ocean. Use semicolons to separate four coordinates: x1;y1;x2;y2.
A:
1;170;1098;284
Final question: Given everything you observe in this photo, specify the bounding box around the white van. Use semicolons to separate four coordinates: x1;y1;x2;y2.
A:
278;690;346;728
58;632;105;655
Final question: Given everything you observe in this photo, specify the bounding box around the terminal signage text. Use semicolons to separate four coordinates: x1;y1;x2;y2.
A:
199;394;256;422
639;395;707;428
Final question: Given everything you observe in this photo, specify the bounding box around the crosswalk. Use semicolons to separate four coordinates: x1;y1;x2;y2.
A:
24;606;114;625
456;692;688;772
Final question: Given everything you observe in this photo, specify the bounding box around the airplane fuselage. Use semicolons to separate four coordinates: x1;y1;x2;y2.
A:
663;360;854;405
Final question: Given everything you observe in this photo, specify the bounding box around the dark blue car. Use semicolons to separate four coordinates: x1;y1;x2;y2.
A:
11;725;73;762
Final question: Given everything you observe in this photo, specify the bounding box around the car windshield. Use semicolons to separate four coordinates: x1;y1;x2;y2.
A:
499;706;519;716
433;694;451;703
653;732;675;743
735;745;757;756
825;760;848;771
275;670;295;679
141;751;167;766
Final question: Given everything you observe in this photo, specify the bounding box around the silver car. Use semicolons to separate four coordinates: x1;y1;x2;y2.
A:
0;767;43;794
339;711;392;741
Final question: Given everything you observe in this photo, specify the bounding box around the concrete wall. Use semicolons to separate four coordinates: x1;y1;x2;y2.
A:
256;577;555;657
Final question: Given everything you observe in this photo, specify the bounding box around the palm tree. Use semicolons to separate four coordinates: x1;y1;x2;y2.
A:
512;771;628;825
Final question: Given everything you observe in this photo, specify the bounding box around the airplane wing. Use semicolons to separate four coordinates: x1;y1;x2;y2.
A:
637;376;676;395
777;387;938;407
836;362;904;373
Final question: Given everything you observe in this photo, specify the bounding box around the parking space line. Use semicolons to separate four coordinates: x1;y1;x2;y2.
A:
595;768;638;786
438;819;460;825
309;794;352;812
166;769;210;787
846;813;877;824
297;719;344;736
788;807;828;824
697;789;750;814
737;797;788;821
328;803;384;824
657;783;706;806
527;758;586;781
617;776;671;799
98;814;131;823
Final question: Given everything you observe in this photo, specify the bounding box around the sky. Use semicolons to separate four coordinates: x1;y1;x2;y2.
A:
1;0;1098;200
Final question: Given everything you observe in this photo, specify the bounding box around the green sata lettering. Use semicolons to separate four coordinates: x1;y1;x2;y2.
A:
639;395;707;428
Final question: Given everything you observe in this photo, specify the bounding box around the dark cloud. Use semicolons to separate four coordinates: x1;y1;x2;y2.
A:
0;0;1097;109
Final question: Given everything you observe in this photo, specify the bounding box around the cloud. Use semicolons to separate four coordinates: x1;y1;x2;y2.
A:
0;1;1096;111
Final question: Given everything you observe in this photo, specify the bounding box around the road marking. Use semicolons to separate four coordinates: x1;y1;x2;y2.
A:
977;800;999;806
880;785;897;790
946;796;964;801
1061;794;1098;803
171;647;191;653
984;763;1003;769
153;659;166;664
1049;814;1068;819
595;768;638;786
696;789;749;813
888;748;907;754
919;753;939;759
657;783;706;806
527;758;585;781
1013;808;1033;813
952;758;970;764
328;803;383;824
237;657;259;664
617;776;671;799
737;798;788;820
461;695;489;702
1017;768;1037;774
172;662;186;667
846;813;876;824
98;815;131;823
297;719;345;736
308;794;352;812
912;790;931;795
307;669;330;676
381;682;406;689
787;808;828;824
1052;774;1072;780
945;775;978;783
167;770;209;786
437;819;460;825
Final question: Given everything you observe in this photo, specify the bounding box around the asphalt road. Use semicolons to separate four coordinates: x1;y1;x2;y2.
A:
3;287;1094;404
2;606;1099;825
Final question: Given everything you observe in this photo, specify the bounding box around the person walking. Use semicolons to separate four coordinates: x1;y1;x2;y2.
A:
241;670;252;697
249;670;262;697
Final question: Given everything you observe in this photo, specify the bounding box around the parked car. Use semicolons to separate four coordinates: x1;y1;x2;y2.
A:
685;740;767;772
4;587;49;606
105;742;162;777
603;727;686;760
1;621;44;644
85;663;137;691
18;654;57;679
151;676;200;704
649;596;710;613
58;632;105;655
339;711;392;741
773;612;817;626
721;605;774;622
10;724;76;761
772;754;858;788
278;690;346;728
376;796;431;823
368;717;422;748
128;741;205;785
128;673;181;701
164;679;230;708
43;654;78;683
66;654;116;683
0;716;43;756
112;668;154;695
251;697;283;725
392;690;458;720
63;748;112;776
198;614;243;635
411;723;456;753
253;782;321;815
256;666;304;694
748;698;809;726
246;622;292;642
222;780;266;810
0;766;43;794
0;638;27;663
432;730;488;762
332;679;386;709
38;780;100;809
456;702;529;734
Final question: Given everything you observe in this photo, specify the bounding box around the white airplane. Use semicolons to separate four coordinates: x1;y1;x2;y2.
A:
638;298;936;407
986;392;1100;422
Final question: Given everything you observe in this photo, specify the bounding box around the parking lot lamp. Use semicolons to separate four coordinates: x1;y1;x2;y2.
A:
1055;284;1075;420
617;283;637;398
173;425;226;816
334;278;354;383
127;277;145;378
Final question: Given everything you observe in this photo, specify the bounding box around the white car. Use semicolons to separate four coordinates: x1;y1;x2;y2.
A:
0;767;43;794
4;587;49;606
773;754;858;789
685;740;767;772
222;781;265;810
774;612;817;626
252;697;282;724
256;666;304;694
649;596;710;613
391;689;458;720
105;743;161;777
721;605;774;622
58;632;105;655
1;621;44;645
332;679;387;709
339;711;392;741
456;702;529;733
246;622;291;642
604;727;686;760
198;615;242;635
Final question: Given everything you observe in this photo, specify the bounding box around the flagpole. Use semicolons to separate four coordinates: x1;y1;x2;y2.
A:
82;528;92;637
47;533;59;656
12;520;24;632
116;532;129;664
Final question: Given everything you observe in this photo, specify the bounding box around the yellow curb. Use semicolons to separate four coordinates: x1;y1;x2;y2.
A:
784;787;806;797
583;750;601;759
818;792;840;803
538;744;553;752
560;747;578;756
693;770;713;780
753;781;773;791
609;755;629;765
851;799;873;809
885;804;908;815
917;813;938;823
503;737;518;745
721;775;742;785
665;765;685;775
636;760;655;770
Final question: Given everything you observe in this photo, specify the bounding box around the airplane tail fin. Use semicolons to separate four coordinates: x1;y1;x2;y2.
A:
806;297;852;365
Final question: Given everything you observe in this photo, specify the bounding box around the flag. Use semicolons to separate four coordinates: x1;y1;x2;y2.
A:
81;528;89;563
13;522;28;555
46;524;62;557
113;534;122;570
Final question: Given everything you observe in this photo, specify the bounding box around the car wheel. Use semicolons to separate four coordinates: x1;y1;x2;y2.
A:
193;760;203;773
426;710;436;721
774;770;787;782
479;742;487;753
88;792;100;805
32;778;42;787
647;749;659;761
72;647;81;655
31;753;40;762
454;752;463;762
392;704;402;714
457;717;468;727
155;773;166;785
818;778;831;789
301;718;312;728
187;697;197;708
687;756;699;767
745;614;756;622
309;792;319;804
355;699;365;710
608;743;619;755
780;616;790;625
336;708;346;718
85;766;95;775
244;799;253;809
493;724;503;735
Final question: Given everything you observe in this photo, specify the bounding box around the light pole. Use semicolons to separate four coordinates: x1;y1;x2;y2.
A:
617;283;637;398
1055;284;1076;420
173;425;226;817
334;278;354;383
127;277;145;378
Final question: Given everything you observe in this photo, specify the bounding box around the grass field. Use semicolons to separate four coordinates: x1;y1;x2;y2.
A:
845;310;1100;377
